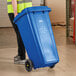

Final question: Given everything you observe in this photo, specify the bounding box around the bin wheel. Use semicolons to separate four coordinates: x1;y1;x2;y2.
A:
49;65;55;68
25;59;33;72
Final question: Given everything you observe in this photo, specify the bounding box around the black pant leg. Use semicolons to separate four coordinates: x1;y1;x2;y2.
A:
8;13;25;60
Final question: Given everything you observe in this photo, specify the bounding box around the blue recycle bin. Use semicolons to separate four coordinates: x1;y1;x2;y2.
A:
14;6;59;71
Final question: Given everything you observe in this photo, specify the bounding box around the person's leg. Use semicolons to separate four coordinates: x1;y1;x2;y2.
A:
8;13;25;60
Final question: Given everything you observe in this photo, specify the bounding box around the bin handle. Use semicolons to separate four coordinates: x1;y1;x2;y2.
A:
32;11;35;14
42;11;45;14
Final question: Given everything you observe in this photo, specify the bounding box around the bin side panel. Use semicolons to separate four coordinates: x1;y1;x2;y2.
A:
15;14;44;69
46;12;59;61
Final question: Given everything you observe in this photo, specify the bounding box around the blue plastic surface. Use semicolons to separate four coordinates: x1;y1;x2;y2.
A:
14;6;59;69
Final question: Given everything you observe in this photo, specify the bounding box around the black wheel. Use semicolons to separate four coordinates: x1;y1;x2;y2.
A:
25;59;33;72
49;65;55;68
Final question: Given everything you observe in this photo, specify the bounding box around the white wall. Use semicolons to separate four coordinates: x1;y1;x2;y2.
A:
0;0;66;27
0;0;12;27
46;0;66;25
32;0;41;6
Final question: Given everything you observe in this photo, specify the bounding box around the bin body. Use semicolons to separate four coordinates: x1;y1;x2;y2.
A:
14;6;59;69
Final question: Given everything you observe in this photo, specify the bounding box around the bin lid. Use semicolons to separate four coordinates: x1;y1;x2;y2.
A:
14;6;51;23
27;6;51;13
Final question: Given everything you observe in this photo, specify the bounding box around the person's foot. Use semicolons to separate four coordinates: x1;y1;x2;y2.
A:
14;55;25;65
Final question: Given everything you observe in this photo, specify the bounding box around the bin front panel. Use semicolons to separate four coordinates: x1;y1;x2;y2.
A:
29;11;59;64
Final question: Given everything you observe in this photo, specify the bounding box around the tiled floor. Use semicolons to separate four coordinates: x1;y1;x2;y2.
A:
0;26;76;76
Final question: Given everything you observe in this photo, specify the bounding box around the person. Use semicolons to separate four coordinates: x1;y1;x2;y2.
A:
7;0;32;64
